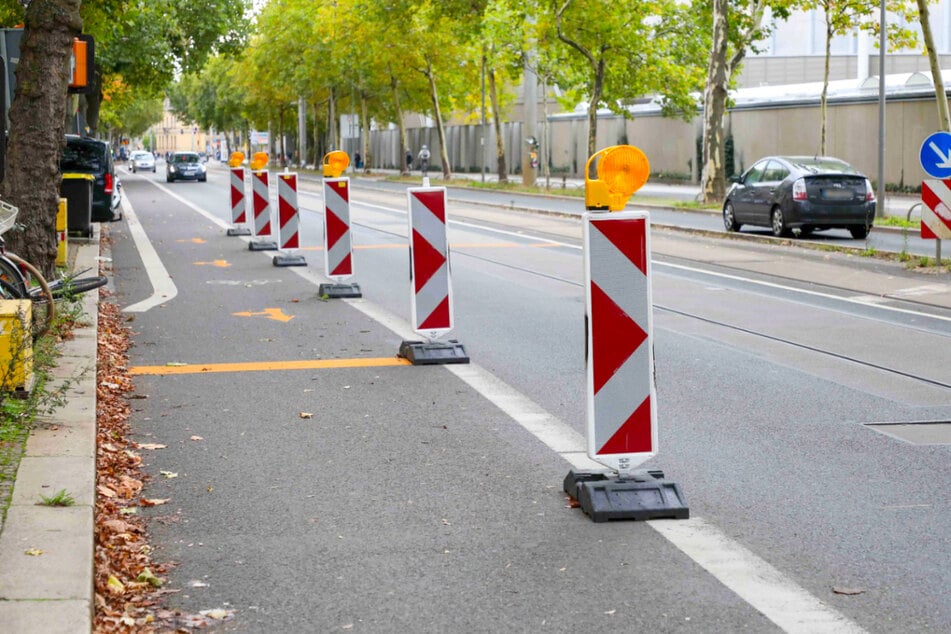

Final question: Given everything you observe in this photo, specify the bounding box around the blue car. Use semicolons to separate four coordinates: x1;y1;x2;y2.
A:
166;151;207;182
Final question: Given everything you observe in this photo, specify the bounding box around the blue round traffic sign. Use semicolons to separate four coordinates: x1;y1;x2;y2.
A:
920;131;951;178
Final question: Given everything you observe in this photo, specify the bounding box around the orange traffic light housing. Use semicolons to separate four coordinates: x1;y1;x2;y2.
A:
584;145;650;211
322;151;350;178
68;35;95;94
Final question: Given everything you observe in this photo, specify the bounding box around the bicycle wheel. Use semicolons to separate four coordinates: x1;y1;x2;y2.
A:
46;275;107;299
0;255;28;298
7;253;54;338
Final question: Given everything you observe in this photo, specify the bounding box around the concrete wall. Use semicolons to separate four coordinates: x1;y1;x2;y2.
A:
367;94;946;188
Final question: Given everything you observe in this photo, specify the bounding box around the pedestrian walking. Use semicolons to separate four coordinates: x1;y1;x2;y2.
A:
405;149;413;172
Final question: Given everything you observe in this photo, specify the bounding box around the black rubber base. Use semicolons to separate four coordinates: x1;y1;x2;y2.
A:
249;240;278;251
227;227;252;236
273;254;307;267
318;282;362;298
564;469;689;522
398;340;469;365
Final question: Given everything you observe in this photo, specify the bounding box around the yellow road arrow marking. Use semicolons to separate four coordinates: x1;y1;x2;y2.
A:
194;260;231;267
232;308;294;322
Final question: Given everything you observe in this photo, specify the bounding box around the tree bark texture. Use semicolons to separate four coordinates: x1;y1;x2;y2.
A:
1;0;82;276
390;74;410;175
917;0;951;132
820;16;832;155
425;62;452;180
488;67;507;183
700;0;730;204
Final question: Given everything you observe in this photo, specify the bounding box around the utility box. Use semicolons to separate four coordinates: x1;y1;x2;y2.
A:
0;299;32;393
60;173;93;237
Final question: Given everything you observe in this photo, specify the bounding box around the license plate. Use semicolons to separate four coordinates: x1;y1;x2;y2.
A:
821;188;853;200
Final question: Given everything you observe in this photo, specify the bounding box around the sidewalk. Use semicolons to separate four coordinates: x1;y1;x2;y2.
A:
0;234;100;634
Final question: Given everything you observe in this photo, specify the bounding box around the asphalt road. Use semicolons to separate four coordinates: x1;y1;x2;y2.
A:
106;162;951;632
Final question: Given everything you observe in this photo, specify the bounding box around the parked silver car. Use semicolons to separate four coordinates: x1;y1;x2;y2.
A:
130;150;155;173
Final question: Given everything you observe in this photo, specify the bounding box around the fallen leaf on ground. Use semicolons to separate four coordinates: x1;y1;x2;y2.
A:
24;548;43;556
136;443;166;450
97;485;117;498
140;498;171;507
200;608;235;620
188;580;210;588
159;471;178;479
136;568;163;587
190;435;204;441
299;412;313;419
107;575;126;595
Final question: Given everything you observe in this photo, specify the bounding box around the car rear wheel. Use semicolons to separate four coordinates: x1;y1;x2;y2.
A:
166;175;173;182
723;202;740;232
771;206;789;237
849;225;870;239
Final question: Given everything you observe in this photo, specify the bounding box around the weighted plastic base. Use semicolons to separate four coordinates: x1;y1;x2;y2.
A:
564;469;688;522
318;282;362;298
249;240;278;251
273;253;307;267
227;227;252;236
398;340;469;365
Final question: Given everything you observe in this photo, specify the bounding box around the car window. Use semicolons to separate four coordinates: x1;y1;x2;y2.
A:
742;160;768;185
61;142;104;172
173;154;199;164
761;160;789;182
787;158;858;174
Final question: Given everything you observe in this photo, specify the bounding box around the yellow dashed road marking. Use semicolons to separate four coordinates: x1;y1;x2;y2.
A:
232;308;294;322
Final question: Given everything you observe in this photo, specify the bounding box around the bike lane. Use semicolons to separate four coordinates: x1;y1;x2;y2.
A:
107;176;785;631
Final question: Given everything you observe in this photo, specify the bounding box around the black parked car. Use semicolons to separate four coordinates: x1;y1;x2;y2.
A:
60;135;120;222
166;151;207;182
723;156;875;239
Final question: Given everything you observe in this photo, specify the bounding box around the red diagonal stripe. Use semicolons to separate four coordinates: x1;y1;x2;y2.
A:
412;229;445;293
331;253;352;276
592;217;647;275
922;222;937;239
279;197;295;227
597;396;653;454
326;210;348;249
419;296;450;330
413;190;446;223
591;282;647;394
922;182;941;215
330;180;349;201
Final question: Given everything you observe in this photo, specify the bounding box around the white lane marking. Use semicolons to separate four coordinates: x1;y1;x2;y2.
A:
120;194;178;312
164;183;868;632
650;518;867;633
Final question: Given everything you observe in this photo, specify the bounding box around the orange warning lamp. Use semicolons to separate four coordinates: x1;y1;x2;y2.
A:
322;151;350;178
584;145;650;211
228;151;245;168
250;152;269;170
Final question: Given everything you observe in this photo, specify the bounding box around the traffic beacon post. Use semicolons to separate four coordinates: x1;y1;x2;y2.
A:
317;151;362;298
226;152;252;237
272;169;307;267
248;152;278;251
397;183;469;365
563;145;689;522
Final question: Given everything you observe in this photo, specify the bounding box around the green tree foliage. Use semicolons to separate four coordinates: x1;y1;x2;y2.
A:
541;0;707;158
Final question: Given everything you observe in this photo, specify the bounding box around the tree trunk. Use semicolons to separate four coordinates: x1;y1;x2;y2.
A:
426;62;452;181
361;93;371;173
488;67;507;183
700;0;729;204
327;85;337;151
391;74;410;175
917;0;951;131
1;0;82;276
820;16;832;155
586;59;604;161
82;69;103;136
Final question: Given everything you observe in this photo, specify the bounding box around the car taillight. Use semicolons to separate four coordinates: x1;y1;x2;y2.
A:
104;172;114;194
864;178;875;202
792;178;807;201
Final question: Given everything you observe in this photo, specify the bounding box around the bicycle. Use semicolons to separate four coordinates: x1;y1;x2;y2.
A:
0;199;107;338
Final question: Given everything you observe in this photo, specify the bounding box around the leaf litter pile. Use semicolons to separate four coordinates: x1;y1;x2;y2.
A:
95;297;232;631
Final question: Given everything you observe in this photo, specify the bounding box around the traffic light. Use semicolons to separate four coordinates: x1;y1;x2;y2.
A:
322;150;349;178
584;145;650;211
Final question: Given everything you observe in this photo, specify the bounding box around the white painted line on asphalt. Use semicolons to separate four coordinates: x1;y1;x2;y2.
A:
649;517;867;633
120;194;178;312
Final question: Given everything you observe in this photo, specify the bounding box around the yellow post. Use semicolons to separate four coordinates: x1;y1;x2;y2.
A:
56;197;68;267
0;299;33;393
